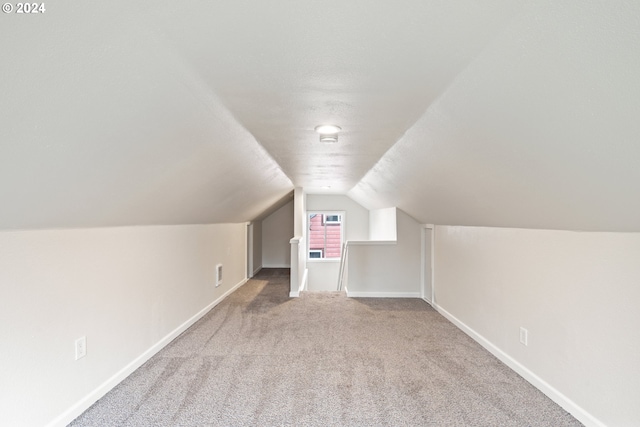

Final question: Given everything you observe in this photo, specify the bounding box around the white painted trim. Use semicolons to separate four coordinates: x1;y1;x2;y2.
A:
433;304;606;427
289;268;308;297
252;266;262;277
289;237;300;296
302;267;308;292
261;264;291;268
420;226;426;302
420;225;435;306
47;278;249;427
337;242;348;292
245;222;251;280
346;291;421;298
430;226;435;305
346;240;396;245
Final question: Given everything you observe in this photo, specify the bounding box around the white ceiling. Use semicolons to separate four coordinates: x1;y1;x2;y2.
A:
1;1;639;231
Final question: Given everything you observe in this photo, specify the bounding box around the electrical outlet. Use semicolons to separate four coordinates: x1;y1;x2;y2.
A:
519;327;528;346
75;336;87;360
215;264;223;287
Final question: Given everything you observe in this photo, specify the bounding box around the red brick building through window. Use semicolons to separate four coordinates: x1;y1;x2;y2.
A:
308;213;343;259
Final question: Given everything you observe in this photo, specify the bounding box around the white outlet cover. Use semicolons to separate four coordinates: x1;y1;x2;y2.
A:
216;264;223;287
519;327;528;346
75;336;87;360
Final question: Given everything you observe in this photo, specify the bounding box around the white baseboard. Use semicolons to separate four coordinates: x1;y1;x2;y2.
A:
346;291;421;298
47;278;249;427
422;297;434;307
434;304;605;427
262;264;291;268
252;266;262;277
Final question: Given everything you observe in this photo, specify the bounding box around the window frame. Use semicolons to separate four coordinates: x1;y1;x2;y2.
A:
324;214;342;224
307;211;345;262
308;249;323;259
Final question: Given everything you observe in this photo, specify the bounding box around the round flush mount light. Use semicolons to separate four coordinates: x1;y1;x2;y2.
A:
315;124;341;143
319;134;338;143
314;125;341;134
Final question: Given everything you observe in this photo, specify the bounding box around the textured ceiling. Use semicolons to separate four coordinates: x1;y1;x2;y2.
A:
1;1;639;231
349;1;640;231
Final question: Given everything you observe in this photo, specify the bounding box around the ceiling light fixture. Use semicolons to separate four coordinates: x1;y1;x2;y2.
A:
319;134;338;143
314;125;341;134
314;124;341;143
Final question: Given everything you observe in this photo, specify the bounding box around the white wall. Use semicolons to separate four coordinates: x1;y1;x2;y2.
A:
290;188;307;295
306;194;369;244
306;195;369;291
262;200;293;268
0;224;247;427
434;226;640;427
347;209;422;297
369;207;397;240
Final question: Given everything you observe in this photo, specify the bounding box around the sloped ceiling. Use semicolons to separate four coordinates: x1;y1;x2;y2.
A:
0;2;295;229
1;1;639;231
349;1;640;231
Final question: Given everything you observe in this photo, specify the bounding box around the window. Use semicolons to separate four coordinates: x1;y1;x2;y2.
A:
308;212;344;260
325;214;342;224
309;250;323;259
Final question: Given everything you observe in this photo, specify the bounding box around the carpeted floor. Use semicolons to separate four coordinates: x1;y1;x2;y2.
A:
70;268;582;426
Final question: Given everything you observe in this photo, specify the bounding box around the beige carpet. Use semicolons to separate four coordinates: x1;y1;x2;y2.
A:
70;268;582;426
